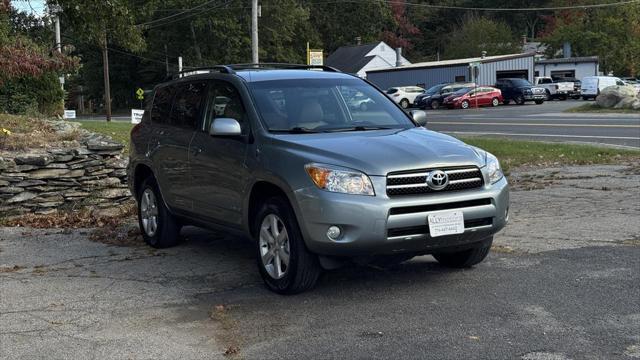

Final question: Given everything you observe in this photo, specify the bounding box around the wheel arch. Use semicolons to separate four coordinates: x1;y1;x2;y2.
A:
245;180;301;239
133;163;154;197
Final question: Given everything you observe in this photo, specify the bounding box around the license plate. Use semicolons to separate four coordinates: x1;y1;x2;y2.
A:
428;210;464;237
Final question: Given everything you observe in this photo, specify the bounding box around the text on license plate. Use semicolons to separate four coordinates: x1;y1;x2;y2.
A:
427;210;464;238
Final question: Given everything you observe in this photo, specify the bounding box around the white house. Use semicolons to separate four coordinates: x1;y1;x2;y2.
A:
534;56;600;80
326;41;410;78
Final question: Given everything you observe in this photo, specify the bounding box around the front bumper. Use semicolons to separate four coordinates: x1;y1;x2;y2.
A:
524;94;546;101
294;175;509;257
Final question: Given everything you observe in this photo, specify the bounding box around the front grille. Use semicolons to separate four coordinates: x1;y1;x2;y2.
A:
386;166;484;196
389;198;492;215
387;217;493;238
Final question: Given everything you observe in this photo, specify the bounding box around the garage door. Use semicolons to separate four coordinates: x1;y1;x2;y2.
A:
496;70;528;79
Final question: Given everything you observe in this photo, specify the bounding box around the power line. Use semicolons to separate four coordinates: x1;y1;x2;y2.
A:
356;0;640;11
142;0;232;30
136;0;221;27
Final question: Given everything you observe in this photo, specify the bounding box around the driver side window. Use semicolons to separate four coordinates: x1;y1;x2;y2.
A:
204;81;248;133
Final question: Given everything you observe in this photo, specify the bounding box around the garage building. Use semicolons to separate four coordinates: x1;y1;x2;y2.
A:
534;56;599;80
366;53;535;90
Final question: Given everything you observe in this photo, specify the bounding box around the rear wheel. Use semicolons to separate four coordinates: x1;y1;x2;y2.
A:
491;97;499;107
430;100;440;110
433;237;493;268
461;100;470;109
535;100;545;104
400;99;410;109
255;197;322;294
137;177;180;248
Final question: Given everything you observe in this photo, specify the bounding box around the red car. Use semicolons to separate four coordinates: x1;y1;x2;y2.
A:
443;86;503;109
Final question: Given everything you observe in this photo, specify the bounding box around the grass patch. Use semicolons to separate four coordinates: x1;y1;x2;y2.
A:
460;137;640;174
74;120;134;154
564;103;640;113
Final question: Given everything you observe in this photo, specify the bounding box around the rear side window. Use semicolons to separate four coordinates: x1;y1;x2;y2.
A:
151;86;175;124
386;88;398;94
170;82;208;129
203;81;248;133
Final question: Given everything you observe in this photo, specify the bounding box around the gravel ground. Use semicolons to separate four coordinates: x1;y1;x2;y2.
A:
1;164;639;360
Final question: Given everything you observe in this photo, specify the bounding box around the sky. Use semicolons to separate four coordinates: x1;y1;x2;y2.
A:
11;0;47;16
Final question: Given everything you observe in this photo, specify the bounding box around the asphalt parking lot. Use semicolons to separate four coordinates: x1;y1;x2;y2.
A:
418;100;640;148
1;163;639;360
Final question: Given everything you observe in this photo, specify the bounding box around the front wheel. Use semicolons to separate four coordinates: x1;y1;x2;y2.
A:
430;100;440;110
491;97;500;107
433;238;492;268
515;96;525;105
137;177;181;248
400;99;410;109
535;100;544;105
255;197;322;294
461;100;470;109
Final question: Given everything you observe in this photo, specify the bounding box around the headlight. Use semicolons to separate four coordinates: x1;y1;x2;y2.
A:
305;164;375;196
486;152;504;184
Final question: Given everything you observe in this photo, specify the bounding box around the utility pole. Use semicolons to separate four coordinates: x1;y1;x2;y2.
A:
251;0;259;63
52;6;64;90
164;44;169;77
178;56;183;77
102;32;112;122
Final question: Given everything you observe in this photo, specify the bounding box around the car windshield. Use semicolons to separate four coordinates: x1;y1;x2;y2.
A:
248;78;415;133
511;79;533;87
451;87;472;96
424;84;445;95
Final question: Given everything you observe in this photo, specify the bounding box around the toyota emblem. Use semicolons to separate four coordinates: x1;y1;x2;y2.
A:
426;170;449;190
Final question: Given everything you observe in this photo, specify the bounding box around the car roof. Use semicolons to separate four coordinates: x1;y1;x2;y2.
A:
235;69;356;83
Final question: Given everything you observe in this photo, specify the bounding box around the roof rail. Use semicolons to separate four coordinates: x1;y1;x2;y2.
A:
229;63;341;72
171;65;235;79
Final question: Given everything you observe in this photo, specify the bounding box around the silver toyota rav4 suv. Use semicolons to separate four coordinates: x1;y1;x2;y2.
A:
128;64;509;294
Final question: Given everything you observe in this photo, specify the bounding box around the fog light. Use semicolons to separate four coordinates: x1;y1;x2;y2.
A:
327;226;342;240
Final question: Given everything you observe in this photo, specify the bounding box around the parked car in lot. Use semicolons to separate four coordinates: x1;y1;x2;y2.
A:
414;82;475;110
495;78;546;105
534;76;574;100
443;87;503;109
581;76;625;100
386;86;425;109
345;91;376;111
555;77;582;99
128;64;509;294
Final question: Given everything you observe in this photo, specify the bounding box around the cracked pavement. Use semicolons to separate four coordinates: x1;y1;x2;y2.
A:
1;164;639;359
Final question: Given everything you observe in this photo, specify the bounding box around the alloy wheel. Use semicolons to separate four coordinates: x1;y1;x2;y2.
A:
259;214;291;280
140;188;159;237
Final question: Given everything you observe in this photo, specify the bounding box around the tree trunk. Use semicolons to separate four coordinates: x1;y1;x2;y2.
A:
190;21;202;65
102;44;112;122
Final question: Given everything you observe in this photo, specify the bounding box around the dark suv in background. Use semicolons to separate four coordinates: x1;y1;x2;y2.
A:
495;78;546;105
128;64;509;294
414;82;474;110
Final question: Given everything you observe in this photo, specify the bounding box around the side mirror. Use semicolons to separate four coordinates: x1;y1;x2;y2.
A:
410;110;428;127
209;118;242;136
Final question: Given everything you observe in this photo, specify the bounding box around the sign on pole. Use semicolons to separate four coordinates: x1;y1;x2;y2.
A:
136;88;145;101
63;110;76;119
131;109;144;124
306;42;324;66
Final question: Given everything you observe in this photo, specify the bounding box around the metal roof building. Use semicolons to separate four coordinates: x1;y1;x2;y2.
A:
534;56;600;80
366;53;536;90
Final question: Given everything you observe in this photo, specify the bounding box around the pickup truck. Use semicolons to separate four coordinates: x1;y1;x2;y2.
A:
534;77;574;100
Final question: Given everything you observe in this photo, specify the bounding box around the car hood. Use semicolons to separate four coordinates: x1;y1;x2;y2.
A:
270;127;485;176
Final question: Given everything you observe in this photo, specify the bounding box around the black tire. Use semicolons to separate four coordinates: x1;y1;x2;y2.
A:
254;196;322;294
491;97;499;107
137;177;180;248
400;99;410;109
582;96;590;101
430;100;440;110
461;100;470;109
515;96;525;105
503;99;510;105
545;89;552;100
559;95;567;101
535;100;544;105
433;237;493;268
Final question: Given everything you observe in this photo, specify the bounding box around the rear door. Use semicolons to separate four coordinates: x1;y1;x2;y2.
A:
582;77;598;96
187;80;250;226
149;81;207;211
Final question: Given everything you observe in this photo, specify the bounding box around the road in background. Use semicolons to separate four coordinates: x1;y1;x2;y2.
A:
423;100;640;148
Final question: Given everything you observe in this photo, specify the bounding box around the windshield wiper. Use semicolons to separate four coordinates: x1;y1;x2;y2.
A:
326;126;394;132
269;127;320;134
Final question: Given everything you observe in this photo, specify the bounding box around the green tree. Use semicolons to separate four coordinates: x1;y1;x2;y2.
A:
442;16;520;59
51;0;145;120
541;4;640;76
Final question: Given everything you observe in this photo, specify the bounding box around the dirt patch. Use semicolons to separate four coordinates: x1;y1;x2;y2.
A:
210;304;243;358
2;201;136;229
0;114;82;151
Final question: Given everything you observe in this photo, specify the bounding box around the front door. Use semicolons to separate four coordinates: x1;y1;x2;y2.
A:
188;80;250;226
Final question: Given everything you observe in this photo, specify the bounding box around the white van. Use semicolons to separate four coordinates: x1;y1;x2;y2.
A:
581;76;625;100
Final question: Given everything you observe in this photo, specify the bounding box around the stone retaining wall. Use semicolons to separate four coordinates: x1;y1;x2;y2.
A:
0;121;131;216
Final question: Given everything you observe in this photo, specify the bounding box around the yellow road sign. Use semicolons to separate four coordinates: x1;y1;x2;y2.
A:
136;88;144;100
